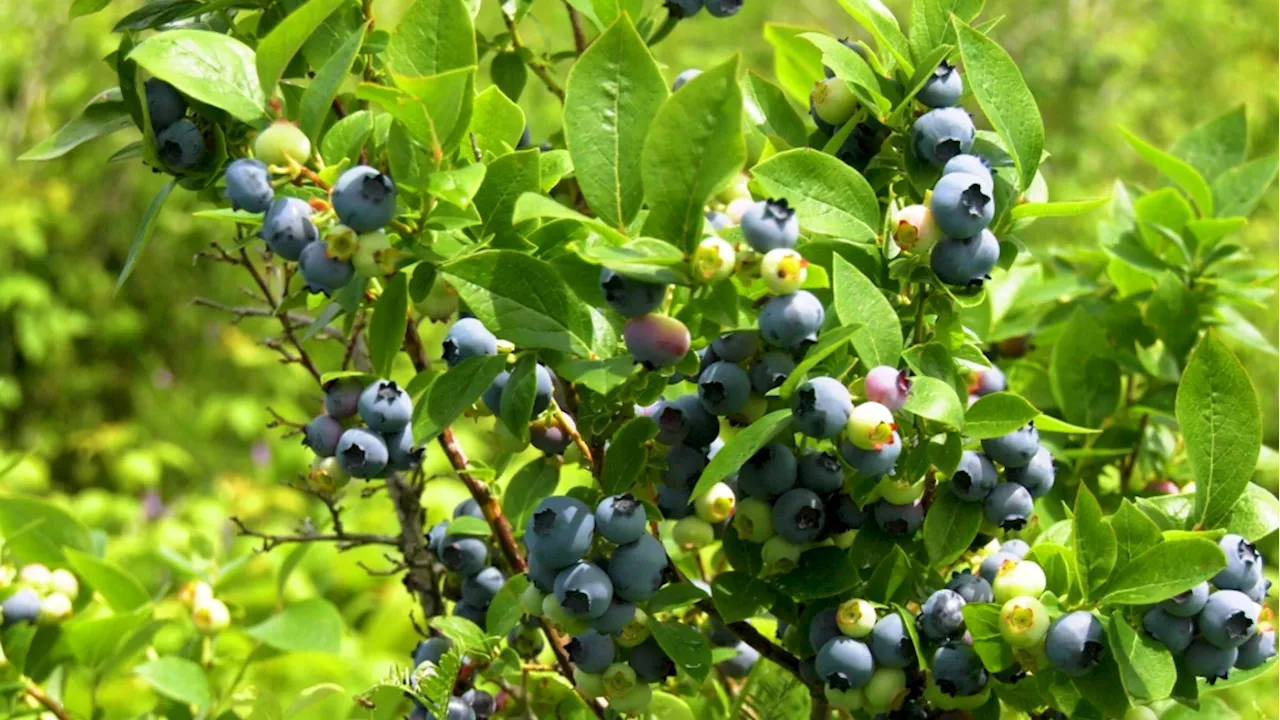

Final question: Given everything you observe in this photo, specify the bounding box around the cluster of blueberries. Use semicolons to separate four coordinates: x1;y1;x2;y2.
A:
425;498;509;632
663;0;742;19
408;634;496;720
0;563;79;630
950;422;1055;532
301;378;422;486
143;79;208;172
1142;534;1275;681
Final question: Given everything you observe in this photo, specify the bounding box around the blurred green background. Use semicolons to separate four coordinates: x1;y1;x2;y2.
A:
1;0;1277;716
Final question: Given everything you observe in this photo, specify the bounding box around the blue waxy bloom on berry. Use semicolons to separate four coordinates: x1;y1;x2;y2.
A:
918;62;964;108
224;159;273;213
841;433;901;477
1199;590;1260;649
741;199;800;253
948;570;994;604
981;424;1041;469
555;562;614;619
711;331;760;363
772;488;826;544
331;165;397;232
920;589;967;641
383;425;421;472
699;361;752;416
702;0;741;18
951;451;998;502
600;268;667;318
629;636;677;682
932;643;988;696
758;291;824;349
653;394;720;447
656;485;692;520
261;197;318;261
359;380;412;433
1212;534;1264;592
1143;607;1195;654
808;606;841;654
665;0;702;19
738;442;797;499
595;494;646;545
942;154;993;186
442;317;498;367
1007;447;1055;498
797;450;844;494
672;67;702;89
156;119;205;171
526;496;595;570
530;421;571;455
439;535;488;575
1235;627;1276;670
324;379;362;419
303;414;344;457
720;642;760;678
462;566;504;607
567;629;616;673
299;241;354;295
1045;611;1106;677
979;551;1019;584
816;637;874;690
1;589;42;627
664;443;708;491
750;351;796;394
931;172;995;239
874;499;924;536
984;482;1035;531
335;427;388;478
870;613;915;669
412;636;452;667
482;364;555;419
145;78;186;131
911;107;975;167
973;365;1006;396
609;535;668;603
1162;582;1210;617
1185;638;1238;682
792;377;854;439
526;552;558;593
930;230;1000;287
588;598;637;636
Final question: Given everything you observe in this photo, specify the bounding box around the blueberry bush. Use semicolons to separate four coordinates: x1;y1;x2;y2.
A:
5;0;1278;718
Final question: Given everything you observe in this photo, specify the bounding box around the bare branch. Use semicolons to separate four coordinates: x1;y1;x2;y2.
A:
230;516;397;552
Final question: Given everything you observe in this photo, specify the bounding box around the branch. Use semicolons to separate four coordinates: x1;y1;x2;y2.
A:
237;247;323;384
501;9;565;102
191;298;345;340
25;683;72;720
230;516;398;551
552;404;595;471
563;1;588;54
384;472;446;618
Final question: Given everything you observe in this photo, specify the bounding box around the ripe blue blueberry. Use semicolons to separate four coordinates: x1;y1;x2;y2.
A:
1;588;42;627
1198;590;1260;649
462;689;493;720
947;571;994;604
1045;611;1106;677
931;172;995;239
1001;539;1030;559
704;209;732;231
530;421;571;455
698;361;752;416
144;78;186;131
792;377;854;439
917;62;964;108
323;379;361;419
981;424;1041;469
942;154;993;186
261;197;318;261
835;119;892;172
664;443;708;490
932;643;988;696
920;589;967;641
870;613;916;669
599;268;667;318
1185;638;1238;682
595;494;646;545
608;535;668;603
156;118;205;170
874;499;924;536
738;442;797;499
526;552;558;593
568;629;616;673
426;520;448;556
462;566;504;607
654;394;720;448
588;598;637;636
1212;534;1264;592
1007;447;1055;498
624;314;691;369
672;67;702;89
454;498;484;520
711;331;760;363
1142;607;1195;654
336;427;388;478
840;433;902;477
772;488;827;544
950;451;998;502
911;107;975;167
931;230;1000;287
526;496;595;570
829;495;868;533
809;606;842;654
702;0;741;18
412;636;452;667
720;642;760;678
303;414;344;457
554;562;614;619
972;366;1006;396
656;485;692;520
983;482;1035;531
224;159;273;213
759;291;825;349
750;351;796;394
816;637;875;690
359;380;412;433
979;551;1019;584
442;317;499;367
482;364;555;419
797;450;844;494
741;199;800;253
299;241;355;295
1160;582;1209;617
331;165;397;232
438;535;488;575
1244;576;1271;603
1235;627;1276;670
453;601;487;628
629;636;677;682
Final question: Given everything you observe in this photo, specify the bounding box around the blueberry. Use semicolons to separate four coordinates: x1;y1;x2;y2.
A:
652;394;720;448
733;497;776;541
979;551;1019;584
773;488;827;544
840;433;902;477
555;561;614;619
750;351;796;394
1212;534;1264;592
868;614;915;669
568;629;616;673
917;62;963;108
608;535;668;603
442;317;498;367
144;78;186;131
706;618;740;648
299;241;355;295
992;559;1046;603
942;154;993;186
525;496;595;570
530;421;571;455
694;235;737;282
672;67;703;89
981;424;1040;469
624;314;691;369
711;331;760;363
698;361;752;416
1000;596;1050;649
846;401;896;450
303;414;344;457
983;482;1035;531
663;444;707;490
811;76;858;128
720;642;760;678
758;291;824;349
526;552;558;593
920;589;967;641
1159;582;1209;617
931;173;995;239
761;248;809;295
1;589;42;627
816;637;875;690
864;366;911;412
1198;590;1259;649
629;636;676;682
595;494;646;545
1007;447;1055;498
1185;638;1238;682
932;643;987;696
830;495;868;532
1001;539;1030;558
224;159;273;213
809;606;842;655
792;377;854;439
656;485;693;520
1142;607;1195;654
738;442;797;499
599;268;667;318
1235;627;1276;670
874;499;924;536
947;571;994;604
358;380;412;433
452;601;488;628
588;598;637;636
261;197;318;261
1045;611;1106;677
911;107;975;167
694;482;737;524
508;622;545;658
412;636;452;667
972;366;1006;396
335;427;388;478
462;566;504;606
809;98;836;136
930;231;1000;288
741;199;800;253
1244;576;1272;604
254;120;311;165
835;119;893;173
330;165;397;232
482;364;554;419
462;689;495;720
323;379;362;419
892;204;942;254
950;451;998;502
455;498;484;520
797;450;844;494
425;520;449;557
156;118;205;170
438;535;488;575
702;0;741;18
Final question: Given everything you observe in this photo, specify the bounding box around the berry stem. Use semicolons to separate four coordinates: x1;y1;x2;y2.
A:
551;401;595;471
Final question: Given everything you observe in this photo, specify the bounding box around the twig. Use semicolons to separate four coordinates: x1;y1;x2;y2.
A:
230;516;397;551
552;404;595;471
190;298;344;340
266;406;306;432
563;1;588;54
384;471;447;619
24;683;72;720
342;311;366;370
500;8;565;102
238;248;324;384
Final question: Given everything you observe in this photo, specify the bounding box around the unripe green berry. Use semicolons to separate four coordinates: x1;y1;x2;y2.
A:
811;77;858;126
761;535;803;576
326;225;359;262
673;516;716;550
521;583;545;616
846;402;896;450
760;248;808;295
734;497;776;543
38;593;74;625
608;682;652;713
574;669;606;698
308;456;350;494
415;275;459;322
254;120;311;166
192;597;230;634
863;667;908;710
602;662;638;697
999;596;1049;648
543;594;589;635
352;231;399;277
616;608;651;648
694;236;737;283
18;564;52;594
50;569;79;598
831;529;856;549
992;559;1046;604
836;598;877;638
877;476;924;505
1124;707;1159;720
695;482;737;523
824;684;864;711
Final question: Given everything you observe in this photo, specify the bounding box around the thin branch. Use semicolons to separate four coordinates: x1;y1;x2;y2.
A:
384;472;448;619
25;683;72;720
501;9;565;102
230;516;397;551
190;298;344;340
236;247;324;384
563;1;588;54
552;404;595;471
266;406;306;433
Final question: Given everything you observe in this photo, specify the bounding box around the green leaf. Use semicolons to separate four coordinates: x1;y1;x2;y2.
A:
902;376;964;430
1101;538;1227;605
64;610;151;672
641;57;745;252
1107;612;1176;701
321;110;374;163
115;180;176;293
503;458;560;534
498;355;537;443
386;0;476;76
1025;543;1075;599
1170;106;1247;182
752;149;879;242
469;86;525;156
1009;197;1110;220
832;255;902;367
648;583;710;615
923;489;982;565
953;17;1043;193
486;574;529;637
445;516;492;537
1120;127;1214;216
411;355;508;441
962;603;1014;672
129;30;265;123
775;546;859;600
442;250;596;356
1050;308;1121;429
650;620;712;682
1073;485;1116;600
135;657;212;709
430;616;488;655
63;548;150;613
564;15;667;230
553;357;636;396
473;149;542;241
358;69;474;160
511;192;627;245
763;23;825;103
801;33;889;114
692;409;792;499
835;0;913;72
20;89;133;161
1033;414;1102;434
255;0;348;95
743;71;808;149
71;0;114;17
247;598;344;653
1108;500;1163;575
1212;154;1279;219
575;236;690;285
711;571;776;623
368;272;407;379
908;0;981;61
777;325;860;399
1221;482;1279;543
1145;271;1200;362
963;392;1039;439
299;24;366;143
0;495;94;566
601;417;657;495
864;544;912;603
1177;334;1262;529
489;50;527;101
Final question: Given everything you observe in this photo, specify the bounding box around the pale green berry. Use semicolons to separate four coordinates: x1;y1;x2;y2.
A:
694;236;737;283
521;583;545;616
616;608;650;648
673;516;716;550
608;682;652;713
602;662;638;697
734;497;776;543
836;598;877;638
846;401;896;450
761;535;803;576
992;559;1046;604
824;685;864;711
695;482;737;524
877;476;925;505
574;669;606;698
49;569;79;598
38;593;74;625
192;597;230;634
811;76;858;126
863;667;908;710
415;275;459;322
891;204;941;254
325;224;359;262
352;231;400;277
760;248;808;295
999;596;1050;649
254;120;311;166
18;564;52;593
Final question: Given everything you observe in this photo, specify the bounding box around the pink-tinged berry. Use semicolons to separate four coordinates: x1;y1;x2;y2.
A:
891;204;941;253
864;366;911;411
846;402;896;450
